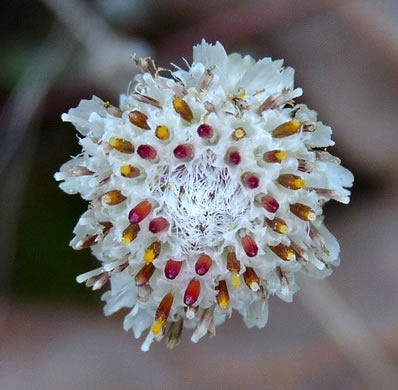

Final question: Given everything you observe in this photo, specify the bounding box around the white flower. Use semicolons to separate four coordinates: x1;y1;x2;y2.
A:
55;40;353;351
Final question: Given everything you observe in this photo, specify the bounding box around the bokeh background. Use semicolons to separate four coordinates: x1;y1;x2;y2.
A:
1;0;398;389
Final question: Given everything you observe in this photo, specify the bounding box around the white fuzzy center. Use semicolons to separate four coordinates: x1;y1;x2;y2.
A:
149;150;249;255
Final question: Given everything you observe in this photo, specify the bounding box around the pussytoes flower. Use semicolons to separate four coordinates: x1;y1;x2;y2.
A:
55;40;353;351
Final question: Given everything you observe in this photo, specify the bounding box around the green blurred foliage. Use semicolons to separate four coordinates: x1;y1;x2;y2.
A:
12;118;98;303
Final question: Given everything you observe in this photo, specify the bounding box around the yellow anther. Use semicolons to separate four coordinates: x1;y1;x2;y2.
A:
144;242;161;264
290;203;316;221
272;119;302;138
155;125;170;140
102;190;126;205
277;174;306;190
173;97;193;122
109;137;134;154
167;184;172;189
144;249;156;264
218;295;230;309
278;224;288;234
231;271;241;287
215;280;230;309
120;164;140;178
122;224;140;245
152;293;174;335
243;267;260;291
266;217;288;234
269;243;296;261
232;127;246;140
263;150;288;163
151;318;165;335
238;88;246;99
275;150;287;161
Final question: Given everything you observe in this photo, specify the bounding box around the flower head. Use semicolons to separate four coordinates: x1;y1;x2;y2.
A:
55;40;353;351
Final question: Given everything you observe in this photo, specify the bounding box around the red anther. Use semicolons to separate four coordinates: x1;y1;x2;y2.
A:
225;147;241;166
173;144;193;160
149;217;169;233
184;279;201;306
242;172;260;189
197;124;214;139
229;151;241;165
195;254;212;276
137;144;157;160
261;195;279;213
242;234;258;257
128;200;152;224
164;259;183;280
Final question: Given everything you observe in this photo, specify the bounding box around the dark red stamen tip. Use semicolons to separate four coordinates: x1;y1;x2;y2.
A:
197;124;214;139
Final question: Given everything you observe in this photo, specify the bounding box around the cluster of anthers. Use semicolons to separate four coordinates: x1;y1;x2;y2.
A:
55;40;353;351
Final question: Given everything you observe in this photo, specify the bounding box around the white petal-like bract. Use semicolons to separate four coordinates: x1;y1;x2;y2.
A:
56;40;353;350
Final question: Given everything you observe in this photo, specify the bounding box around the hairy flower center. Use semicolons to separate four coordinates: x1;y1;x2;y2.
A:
149;150;249;254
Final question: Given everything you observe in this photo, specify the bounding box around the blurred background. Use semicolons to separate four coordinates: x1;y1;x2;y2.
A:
1;0;398;389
